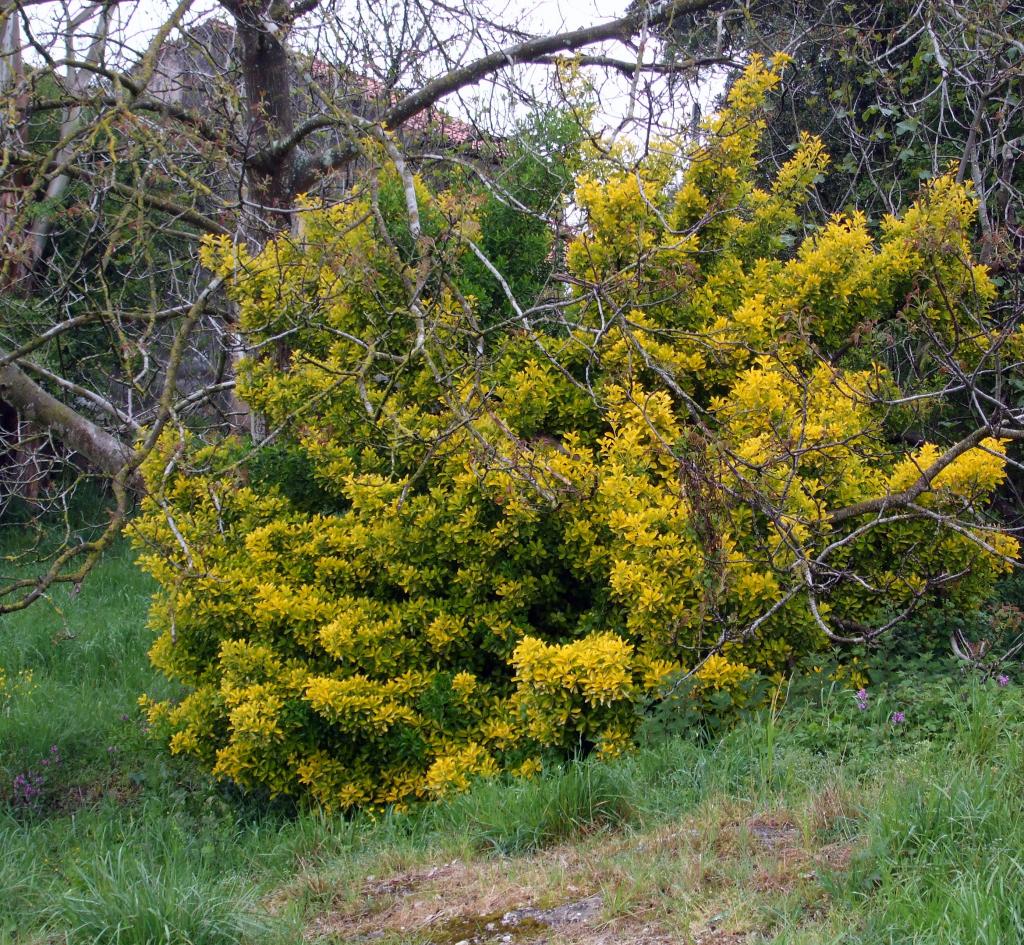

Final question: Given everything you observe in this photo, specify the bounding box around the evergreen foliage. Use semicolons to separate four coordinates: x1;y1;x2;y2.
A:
132;59;1017;808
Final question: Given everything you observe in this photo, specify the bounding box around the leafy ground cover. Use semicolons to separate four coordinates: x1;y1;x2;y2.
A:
2;541;1024;944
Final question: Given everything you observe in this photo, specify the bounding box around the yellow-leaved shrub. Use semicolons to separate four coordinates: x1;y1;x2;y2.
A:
131;57;1017;808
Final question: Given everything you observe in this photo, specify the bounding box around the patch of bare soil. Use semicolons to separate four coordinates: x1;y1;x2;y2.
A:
301;809;859;944
691;932;756;945
304;855;595;944
364;863;462;898
746;815;801;850
430;894;604;944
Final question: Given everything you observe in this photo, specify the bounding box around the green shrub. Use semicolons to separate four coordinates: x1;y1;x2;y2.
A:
132;58;1017;808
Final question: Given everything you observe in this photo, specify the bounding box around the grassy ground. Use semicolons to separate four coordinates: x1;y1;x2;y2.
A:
3;543;1024;944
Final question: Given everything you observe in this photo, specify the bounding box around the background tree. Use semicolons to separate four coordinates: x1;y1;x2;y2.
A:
656;0;1024;262
0;0;726;610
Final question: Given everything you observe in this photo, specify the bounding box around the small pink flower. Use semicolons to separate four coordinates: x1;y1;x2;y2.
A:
997;674;1010;687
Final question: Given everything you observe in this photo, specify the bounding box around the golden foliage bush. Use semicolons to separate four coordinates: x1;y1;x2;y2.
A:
132;58;1017;808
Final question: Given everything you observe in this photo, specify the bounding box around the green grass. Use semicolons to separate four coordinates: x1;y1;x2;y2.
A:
3;542;1024;943
1;542;162;778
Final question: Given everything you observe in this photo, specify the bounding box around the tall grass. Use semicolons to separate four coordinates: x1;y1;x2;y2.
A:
834;683;1024;944
55;846;269;945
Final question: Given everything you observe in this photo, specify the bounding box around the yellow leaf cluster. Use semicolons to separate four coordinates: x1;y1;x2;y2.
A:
135;58;1017;809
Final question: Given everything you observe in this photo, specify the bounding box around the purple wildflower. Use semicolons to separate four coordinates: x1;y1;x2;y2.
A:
997;674;1010;687
11;769;45;806
891;711;906;725
855;688;869;711
9;746;60;810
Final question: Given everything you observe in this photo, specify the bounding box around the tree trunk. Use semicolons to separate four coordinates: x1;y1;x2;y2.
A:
0;359;139;488
234;15;296;219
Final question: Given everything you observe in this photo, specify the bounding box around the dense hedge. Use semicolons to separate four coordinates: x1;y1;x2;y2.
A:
132;59;1017;808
